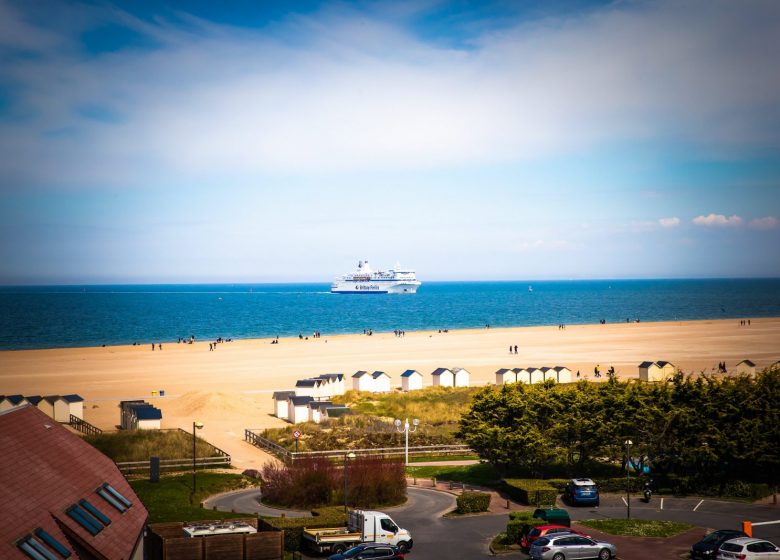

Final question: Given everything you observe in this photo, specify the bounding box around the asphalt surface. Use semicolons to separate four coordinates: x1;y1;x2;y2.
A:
204;488;312;518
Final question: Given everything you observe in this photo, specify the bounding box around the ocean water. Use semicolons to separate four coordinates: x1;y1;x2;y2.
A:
0;279;778;350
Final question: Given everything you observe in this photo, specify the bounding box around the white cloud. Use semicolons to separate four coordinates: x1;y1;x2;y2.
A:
692;214;743;227
658;217;680;228
1;0;780;190
749;216;779;230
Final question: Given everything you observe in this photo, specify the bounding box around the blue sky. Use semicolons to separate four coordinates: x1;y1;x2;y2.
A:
1;0;779;283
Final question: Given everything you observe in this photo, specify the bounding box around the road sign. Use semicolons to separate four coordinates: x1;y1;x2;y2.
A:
293;430;301;439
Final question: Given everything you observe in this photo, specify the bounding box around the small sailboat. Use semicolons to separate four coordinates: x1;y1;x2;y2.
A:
528;285;533;293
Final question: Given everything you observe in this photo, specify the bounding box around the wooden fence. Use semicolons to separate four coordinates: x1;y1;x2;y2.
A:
244;428;472;463
116;455;231;473
69;414;103;436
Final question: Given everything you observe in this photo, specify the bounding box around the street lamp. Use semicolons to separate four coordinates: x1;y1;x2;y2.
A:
343;452;356;513
394;418;419;466
625;439;633;519
193;421;203;493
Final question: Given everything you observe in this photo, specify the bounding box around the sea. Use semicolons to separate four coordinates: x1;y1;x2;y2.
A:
0;279;779;350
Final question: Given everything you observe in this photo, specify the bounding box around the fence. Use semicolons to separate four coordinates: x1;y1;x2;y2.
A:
69;414;103;436
244;428;472;463
116;455;232;473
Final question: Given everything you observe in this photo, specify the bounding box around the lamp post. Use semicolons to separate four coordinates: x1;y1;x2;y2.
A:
193;421;203;493
394;418;419;466
625;439;633;519
343;451;356;513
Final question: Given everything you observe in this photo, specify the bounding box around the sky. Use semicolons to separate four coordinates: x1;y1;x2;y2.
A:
0;0;779;284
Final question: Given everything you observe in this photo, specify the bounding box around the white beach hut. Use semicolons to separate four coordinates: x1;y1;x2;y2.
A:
638;361;675;382
0;395;28;412
317;373;345;396
352;371;374;392
513;368;530;384
288;395;314;424
452;367;471;387
43;396;72;422
401;370;423;391
431;368;454;387
134;406;162;430
371;371;392;393
295;378;321;398
734;359;756;375
272;391;296;420
63;394;84;420
539;367;554;381
553;366;573;383
528;367;544;384
495;368;516;385
308;401;332;424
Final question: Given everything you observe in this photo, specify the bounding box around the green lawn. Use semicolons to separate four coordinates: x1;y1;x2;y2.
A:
408;454;479;463
406;462;501;486
130;472;259;523
578;518;693;538
85;429;218;462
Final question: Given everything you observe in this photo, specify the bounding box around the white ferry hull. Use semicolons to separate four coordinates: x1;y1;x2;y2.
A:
331;281;421;294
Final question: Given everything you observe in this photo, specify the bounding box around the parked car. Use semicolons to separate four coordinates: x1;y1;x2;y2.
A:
533;508;572;527
716;537;780;560
564;478;600;506
691;529;749;559
520;524;590;551
328;543;405;560
529;534;616;560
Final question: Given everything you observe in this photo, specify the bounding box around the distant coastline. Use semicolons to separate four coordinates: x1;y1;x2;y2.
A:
1;278;779;350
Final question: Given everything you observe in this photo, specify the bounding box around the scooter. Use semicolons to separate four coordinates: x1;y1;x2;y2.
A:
642;483;652;503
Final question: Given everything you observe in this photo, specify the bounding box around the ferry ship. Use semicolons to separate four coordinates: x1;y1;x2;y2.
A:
331;261;421;294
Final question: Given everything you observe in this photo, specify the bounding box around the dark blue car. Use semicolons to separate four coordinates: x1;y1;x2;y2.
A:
328;543;405;560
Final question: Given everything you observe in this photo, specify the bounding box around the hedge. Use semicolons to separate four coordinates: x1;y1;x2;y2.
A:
503;479;558;506
506;512;547;544
263;507;347;552
456;491;491;513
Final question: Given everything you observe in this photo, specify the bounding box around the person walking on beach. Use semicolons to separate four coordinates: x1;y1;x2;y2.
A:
594;364;600;378
514;345;518;354
151;343;154;351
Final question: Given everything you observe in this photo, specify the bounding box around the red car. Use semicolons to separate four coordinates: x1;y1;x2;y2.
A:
520;524;590;551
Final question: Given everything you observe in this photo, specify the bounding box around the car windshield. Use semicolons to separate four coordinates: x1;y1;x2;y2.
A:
701;533;720;544
342;546;369;558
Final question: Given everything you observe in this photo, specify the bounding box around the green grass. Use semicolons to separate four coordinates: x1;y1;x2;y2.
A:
578;519;694;538
408;454;479;463
85;430;219;462
130;472;259;523
490;532;519;553
406;462;501;487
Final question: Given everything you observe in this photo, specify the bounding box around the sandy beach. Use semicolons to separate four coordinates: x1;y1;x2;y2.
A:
1;318;778;469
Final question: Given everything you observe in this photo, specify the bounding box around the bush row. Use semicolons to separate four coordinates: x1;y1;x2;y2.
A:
263;507;347;552
503;479;558;506
506;512;546;544
456;491;491;513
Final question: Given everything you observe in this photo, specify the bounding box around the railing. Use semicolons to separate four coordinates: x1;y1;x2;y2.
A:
69;414;103;436
175;427;231;458
244;428;471;463
115;455;231;473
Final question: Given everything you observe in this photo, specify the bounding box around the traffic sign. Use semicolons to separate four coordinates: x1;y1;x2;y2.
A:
293;430;301;439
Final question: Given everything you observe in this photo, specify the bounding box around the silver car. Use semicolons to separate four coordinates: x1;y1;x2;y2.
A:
529;534;617;560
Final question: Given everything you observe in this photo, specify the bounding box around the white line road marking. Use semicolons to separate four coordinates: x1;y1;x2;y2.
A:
660;498;664;510
622;497;628;506
694;499;704;511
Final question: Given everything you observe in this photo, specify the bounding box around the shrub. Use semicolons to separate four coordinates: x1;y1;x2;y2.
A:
261;457;337;508
503;479;558;506
456;491;491;513
264;507;347;552
506;513;546;544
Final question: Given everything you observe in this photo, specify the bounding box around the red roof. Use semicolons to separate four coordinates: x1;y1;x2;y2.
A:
0;406;148;560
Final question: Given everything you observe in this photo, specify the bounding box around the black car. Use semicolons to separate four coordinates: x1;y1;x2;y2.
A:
328;543;405;560
691;529;749;559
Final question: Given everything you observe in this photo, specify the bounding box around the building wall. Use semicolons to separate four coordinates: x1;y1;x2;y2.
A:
290;405;309;424
137;419;161;430
432;371;454;387
353;377;373;392
402;375;423;391
556;369;573;383
67;401;84;420
529;370;544;384
274;400;289;420
453;371;470;387
373;376;391;393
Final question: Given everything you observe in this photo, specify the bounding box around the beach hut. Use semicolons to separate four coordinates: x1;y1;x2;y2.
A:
527;367;544;384
371;371;392;393
63;394;84;420
401;370;424;391
431;368;454;387
495;368;515;385
288;395;314;424
352;370;373;392
513;368;530;384
539;367;554;381
309;401;332;424
734;359;756;375
272;391;296;420
134;406;162;429
295;378;321;398
452;367;471;387
43;396;72;422
638;361;675;382
553;366;573;383
36;396;55;418
0;395;27;412
317;373;345;396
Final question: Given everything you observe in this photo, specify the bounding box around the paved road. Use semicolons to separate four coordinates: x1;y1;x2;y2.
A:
204;488;312;518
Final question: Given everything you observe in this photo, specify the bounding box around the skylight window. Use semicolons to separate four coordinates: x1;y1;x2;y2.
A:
18;536;58;560
66;505;102;536
97;482;132;512
34;529;71;558
79;499;111;526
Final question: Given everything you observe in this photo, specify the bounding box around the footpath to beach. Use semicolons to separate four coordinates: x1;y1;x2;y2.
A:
1;318;778;468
